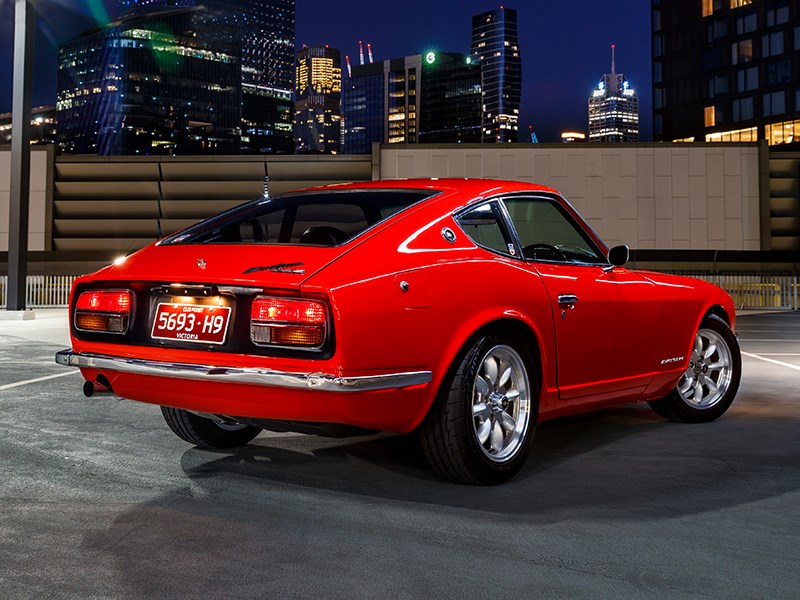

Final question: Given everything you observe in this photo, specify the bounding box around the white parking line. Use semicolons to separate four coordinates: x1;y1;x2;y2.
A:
0;370;80;391
742;352;800;373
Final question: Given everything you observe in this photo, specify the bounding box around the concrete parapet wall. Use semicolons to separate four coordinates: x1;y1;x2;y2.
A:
380;143;763;251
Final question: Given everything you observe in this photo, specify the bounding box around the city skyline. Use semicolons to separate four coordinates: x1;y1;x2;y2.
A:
0;0;652;144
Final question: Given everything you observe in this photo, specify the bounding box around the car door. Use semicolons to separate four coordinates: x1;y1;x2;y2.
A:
501;195;661;401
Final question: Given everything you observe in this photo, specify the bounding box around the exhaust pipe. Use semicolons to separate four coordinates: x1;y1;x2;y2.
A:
82;376;114;398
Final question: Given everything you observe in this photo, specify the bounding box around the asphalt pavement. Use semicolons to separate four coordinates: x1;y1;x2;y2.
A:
1;310;799;599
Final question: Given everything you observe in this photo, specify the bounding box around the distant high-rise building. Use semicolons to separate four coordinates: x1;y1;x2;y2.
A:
294;46;342;153
419;52;482;143
561;131;586;143
470;7;522;143
652;0;800;145
0;106;56;146
588;46;639;143
341;51;481;152
117;0;295;154
342;61;384;154
57;8;241;154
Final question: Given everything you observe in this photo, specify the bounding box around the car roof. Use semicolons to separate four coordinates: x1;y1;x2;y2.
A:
293;178;561;212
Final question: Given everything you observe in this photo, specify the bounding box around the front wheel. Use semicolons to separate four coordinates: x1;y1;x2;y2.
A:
420;335;538;485
161;406;262;449
648;315;741;423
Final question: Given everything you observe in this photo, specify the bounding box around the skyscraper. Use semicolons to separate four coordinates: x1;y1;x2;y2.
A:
116;0;295;153
588;46;639;143
418;52;482;144
57;8;241;155
470;6;522;143
652;0;800;145
341;52;481;152
294;46;342;153
342;61;384;154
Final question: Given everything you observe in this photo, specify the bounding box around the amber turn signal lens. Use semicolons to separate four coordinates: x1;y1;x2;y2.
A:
75;313;128;333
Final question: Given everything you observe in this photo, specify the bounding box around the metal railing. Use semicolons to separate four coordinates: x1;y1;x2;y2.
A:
672;273;799;310
0;273;798;310
0;275;78;309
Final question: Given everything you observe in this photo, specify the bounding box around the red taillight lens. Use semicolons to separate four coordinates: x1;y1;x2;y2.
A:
251;297;327;348
75;289;132;333
76;290;131;313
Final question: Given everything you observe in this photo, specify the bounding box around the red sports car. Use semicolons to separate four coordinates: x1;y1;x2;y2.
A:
56;179;741;484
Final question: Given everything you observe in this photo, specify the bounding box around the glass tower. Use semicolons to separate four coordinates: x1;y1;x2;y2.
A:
117;0;295;153
294;46;342;154
588;47;639;142
470;7;522;143
57;8;241;155
342;62;384;154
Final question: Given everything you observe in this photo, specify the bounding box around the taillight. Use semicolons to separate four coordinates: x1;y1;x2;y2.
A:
251;297;327;348
74;289;132;334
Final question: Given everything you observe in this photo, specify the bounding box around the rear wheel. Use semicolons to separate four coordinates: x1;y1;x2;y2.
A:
161;406;262;449
648;315;741;423
420;335;538;485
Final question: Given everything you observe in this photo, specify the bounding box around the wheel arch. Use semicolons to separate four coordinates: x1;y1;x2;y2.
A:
704;304;733;327
417;316;545;432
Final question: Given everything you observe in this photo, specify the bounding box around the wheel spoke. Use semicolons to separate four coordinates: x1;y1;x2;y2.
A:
694;334;703;356
505;389;520;402
705;377;718;394
484;356;498;388
475;375;489;398
498;366;512;388
477;419;492;445
473;402;491;421
693;381;704;402
704;343;717;359
489;421;504;453
707;361;726;371
678;376;693;394
499;412;516;433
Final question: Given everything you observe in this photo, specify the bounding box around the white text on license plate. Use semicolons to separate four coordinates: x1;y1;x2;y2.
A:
151;303;231;345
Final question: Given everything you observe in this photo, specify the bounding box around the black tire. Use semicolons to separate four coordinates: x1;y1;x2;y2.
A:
648;314;741;423
419;335;539;485
161;406;262;449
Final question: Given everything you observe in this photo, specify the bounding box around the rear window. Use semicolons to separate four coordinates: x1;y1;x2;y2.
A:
160;190;435;246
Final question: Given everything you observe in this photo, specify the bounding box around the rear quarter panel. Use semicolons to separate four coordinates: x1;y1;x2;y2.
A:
303;209;557;431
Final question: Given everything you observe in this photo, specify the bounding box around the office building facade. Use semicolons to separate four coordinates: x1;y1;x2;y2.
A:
294;46;342;153
342;62;384;154
588;48;640;142
653;0;800;144
470;7;522;143
0;106;57;146
419;52;482;143
116;0;295;153
341;52;481;152
57;8;241;155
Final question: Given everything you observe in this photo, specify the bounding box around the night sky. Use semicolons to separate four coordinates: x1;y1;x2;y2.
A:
0;0;652;143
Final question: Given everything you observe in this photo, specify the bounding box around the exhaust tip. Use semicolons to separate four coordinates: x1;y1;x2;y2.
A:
83;376;114;398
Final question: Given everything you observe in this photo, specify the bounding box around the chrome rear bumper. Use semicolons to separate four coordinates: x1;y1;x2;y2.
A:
55;350;432;393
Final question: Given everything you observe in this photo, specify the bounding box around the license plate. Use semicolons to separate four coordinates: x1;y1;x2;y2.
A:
151;302;231;345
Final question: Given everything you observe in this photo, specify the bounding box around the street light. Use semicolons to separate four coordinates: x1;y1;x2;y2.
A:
6;0;35;314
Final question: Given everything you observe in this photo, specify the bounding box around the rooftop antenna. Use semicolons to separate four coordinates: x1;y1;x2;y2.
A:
345;55;352;77
359;40;365;65
367;42;374;64
611;43;616;74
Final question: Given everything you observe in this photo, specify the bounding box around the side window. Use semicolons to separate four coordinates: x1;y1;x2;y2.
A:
456;202;516;257
503;197;605;264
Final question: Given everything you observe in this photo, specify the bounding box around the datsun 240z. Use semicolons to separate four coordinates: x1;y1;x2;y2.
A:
56;179;741;485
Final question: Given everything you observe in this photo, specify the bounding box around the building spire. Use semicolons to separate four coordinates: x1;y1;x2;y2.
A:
611;43;616;75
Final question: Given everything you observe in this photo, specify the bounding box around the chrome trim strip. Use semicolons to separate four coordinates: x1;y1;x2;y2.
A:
55;350;432;393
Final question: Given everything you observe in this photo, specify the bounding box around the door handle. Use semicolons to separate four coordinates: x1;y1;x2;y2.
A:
557;294;579;305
